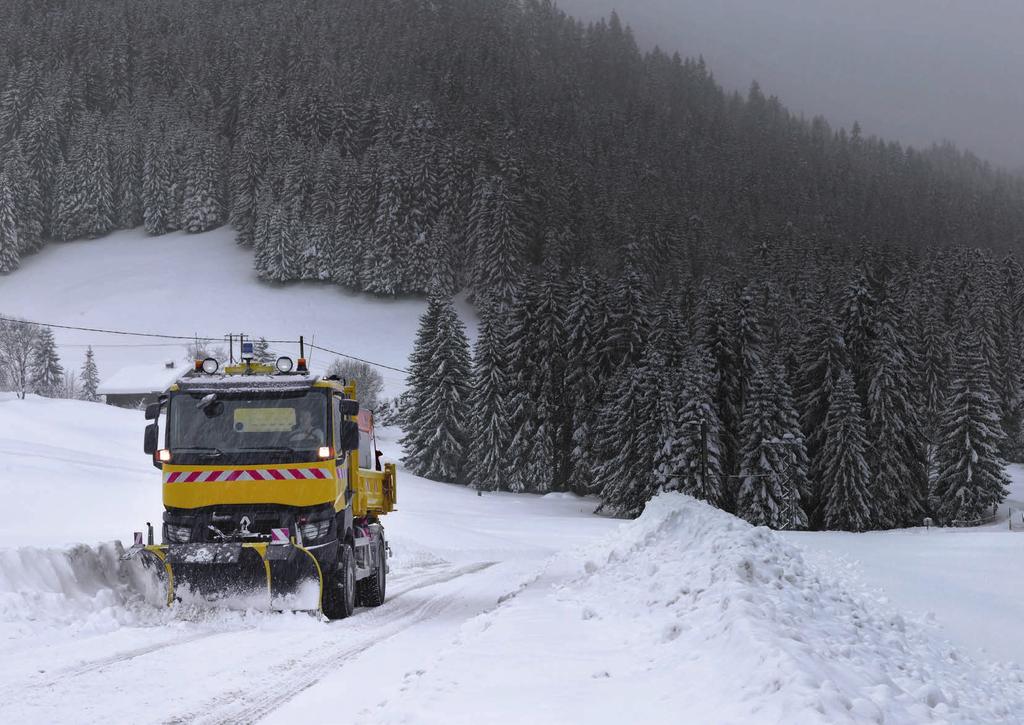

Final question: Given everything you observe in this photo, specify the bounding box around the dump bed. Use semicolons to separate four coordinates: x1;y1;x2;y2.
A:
353;462;397;517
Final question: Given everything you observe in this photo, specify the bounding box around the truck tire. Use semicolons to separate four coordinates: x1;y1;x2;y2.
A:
323;543;356;620
357;538;387;607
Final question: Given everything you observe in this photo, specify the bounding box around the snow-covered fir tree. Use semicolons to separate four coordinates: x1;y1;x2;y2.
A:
596;348;663;517
0;170;20;273
468;174;526;313
252;337;273;364
818;370;873;531
932;337;1009;524
564;270;602;494
658;350;724;506
400;292;471;483
181;133;224;233
30;326;63;397
866;294;927;527
736;361;809;530
81;347;100;402
142;133;176;236
503;281;548;493
466;302;510;491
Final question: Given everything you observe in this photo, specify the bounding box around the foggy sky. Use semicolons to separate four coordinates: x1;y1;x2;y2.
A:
557;0;1024;171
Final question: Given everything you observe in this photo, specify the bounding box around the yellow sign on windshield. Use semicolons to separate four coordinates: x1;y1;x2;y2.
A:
234;407;296;433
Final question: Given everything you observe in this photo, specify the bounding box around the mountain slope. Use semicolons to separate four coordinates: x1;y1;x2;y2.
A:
0;227;475;396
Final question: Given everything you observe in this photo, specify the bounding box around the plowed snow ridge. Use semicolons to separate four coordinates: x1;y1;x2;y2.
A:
374;494;1024;724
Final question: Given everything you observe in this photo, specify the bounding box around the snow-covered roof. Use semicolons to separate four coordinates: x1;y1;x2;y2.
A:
97;363;184;396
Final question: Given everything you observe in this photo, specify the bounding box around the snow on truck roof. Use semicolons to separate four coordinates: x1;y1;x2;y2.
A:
97;363;184;396
173;372;337;396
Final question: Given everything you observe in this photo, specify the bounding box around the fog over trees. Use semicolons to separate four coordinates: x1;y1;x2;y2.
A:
559;0;1024;170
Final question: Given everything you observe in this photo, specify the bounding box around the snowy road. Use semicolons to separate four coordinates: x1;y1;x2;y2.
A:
1;561;524;723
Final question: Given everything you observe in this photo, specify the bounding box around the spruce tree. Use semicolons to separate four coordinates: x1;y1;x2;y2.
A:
596;348;663;517
4;144;43;253
254;204;299;282
30;327;63;397
658;350;724;506
933;338;1009;524
736;361;809;529
143;134;175;236
0;170;20;273
466;302;510;491
698;283;741;483
503;281;543;493
564;270;602;494
81;347;100;402
400;293;471;483
468;175;525;313
867;295;927;527
819;370;873;531
182;134;224;233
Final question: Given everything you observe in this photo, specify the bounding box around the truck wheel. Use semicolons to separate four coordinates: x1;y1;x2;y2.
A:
357;538;387;607
323;543;356;620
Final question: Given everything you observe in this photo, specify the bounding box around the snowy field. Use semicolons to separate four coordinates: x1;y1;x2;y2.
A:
3;396;1024;723
784;465;1024;665
0;228;477;397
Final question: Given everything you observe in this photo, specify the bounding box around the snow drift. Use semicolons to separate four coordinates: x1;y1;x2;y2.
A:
381;493;1024;724
0;542;165;639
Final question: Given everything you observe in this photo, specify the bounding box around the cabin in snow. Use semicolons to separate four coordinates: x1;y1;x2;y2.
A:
98;361;183;409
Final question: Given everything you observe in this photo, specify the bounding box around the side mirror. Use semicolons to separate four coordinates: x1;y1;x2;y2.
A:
340;420;360;452
144;423;159;455
339;399;359;417
144;402;161;420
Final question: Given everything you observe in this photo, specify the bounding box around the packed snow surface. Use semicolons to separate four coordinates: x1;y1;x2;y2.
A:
0;227;476;397
2;396;1024;723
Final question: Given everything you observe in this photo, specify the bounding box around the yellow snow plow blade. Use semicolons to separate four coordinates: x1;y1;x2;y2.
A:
123;541;325;612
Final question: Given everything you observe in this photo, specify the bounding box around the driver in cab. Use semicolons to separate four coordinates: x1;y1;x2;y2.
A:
288;410;325;447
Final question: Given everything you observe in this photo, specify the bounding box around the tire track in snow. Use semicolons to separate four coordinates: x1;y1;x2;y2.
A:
5;561;483;703
162;561;500;725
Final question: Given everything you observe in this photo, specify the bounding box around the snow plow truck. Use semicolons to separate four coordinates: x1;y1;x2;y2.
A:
123;344;396;619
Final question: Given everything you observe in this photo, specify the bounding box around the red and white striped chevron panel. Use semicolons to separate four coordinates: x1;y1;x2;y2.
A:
164;467;333;483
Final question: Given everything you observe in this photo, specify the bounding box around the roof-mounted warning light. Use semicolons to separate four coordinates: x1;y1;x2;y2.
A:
297;358;308;373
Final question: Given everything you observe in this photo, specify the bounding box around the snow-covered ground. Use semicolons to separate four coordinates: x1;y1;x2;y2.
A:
783;465;1024;666
4;395;1024;723
0;227;476;397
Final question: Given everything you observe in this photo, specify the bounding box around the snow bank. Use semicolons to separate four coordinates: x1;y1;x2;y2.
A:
0;542;165;640
379;493;1024;724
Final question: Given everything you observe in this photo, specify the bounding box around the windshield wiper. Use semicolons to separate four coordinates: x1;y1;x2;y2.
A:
174;446;223;457
239;446;298;454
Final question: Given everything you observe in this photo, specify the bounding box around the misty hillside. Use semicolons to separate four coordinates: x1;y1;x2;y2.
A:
0;0;1022;289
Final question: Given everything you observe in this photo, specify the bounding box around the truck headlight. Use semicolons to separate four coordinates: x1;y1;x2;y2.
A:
299;520;331;542
165;524;191;543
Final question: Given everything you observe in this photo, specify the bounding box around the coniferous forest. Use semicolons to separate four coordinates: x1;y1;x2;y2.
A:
2;0;1023;529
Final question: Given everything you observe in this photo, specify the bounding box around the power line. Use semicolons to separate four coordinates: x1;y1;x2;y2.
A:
0;314;221;342
0;314;409;376
307;342;409;375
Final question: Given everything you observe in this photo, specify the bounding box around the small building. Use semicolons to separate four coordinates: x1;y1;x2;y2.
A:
98;361;183;409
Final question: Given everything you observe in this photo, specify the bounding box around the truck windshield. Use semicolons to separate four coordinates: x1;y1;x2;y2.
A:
169;391;328;455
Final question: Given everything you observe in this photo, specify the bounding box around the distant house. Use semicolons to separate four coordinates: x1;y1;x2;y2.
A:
98;361;183;409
